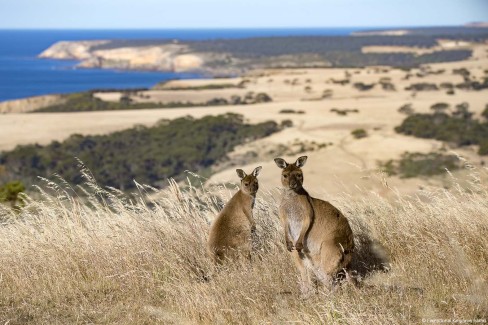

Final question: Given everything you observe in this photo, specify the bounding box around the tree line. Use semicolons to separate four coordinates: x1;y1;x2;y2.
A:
0;114;281;190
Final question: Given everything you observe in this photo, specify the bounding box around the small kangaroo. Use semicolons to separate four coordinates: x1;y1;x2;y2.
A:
207;166;262;264
274;156;356;295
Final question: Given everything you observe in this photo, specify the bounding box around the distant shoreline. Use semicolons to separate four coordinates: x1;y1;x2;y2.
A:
1;28;364;102
2;26;487;102
39;26;487;76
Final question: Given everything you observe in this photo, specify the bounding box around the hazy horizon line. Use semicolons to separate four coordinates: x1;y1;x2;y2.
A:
0;23;484;31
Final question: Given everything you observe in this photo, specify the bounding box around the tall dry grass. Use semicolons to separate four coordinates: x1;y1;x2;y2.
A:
0;165;487;324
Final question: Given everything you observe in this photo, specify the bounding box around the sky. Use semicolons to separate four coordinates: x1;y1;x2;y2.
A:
0;0;487;29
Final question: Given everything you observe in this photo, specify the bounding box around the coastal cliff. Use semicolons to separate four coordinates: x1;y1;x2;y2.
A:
38;28;488;75
39;40;108;60
39;41;208;73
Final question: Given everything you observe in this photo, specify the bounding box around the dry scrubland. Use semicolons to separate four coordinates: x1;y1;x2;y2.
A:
0;165;487;324
1;43;488;197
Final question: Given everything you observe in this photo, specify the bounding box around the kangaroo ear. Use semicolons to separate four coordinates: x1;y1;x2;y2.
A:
295;156;308;168
252;166;262;177
274;158;288;169
236;169;247;179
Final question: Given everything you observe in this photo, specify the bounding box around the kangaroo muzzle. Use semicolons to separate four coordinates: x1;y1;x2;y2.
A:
289;176;302;189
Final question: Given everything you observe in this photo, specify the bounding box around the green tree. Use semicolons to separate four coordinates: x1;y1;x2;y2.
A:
452;102;472;120
482;104;488;120
430;102;450;114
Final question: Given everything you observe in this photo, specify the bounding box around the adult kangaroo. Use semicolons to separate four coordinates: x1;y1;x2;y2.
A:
274;156;356;295
207;166;262;264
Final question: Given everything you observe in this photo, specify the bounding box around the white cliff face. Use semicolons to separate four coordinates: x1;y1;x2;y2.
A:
39;41;205;72
38;41;108;60
173;54;204;72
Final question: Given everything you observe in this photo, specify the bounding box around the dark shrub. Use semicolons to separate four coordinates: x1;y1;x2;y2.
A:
351;129;368;139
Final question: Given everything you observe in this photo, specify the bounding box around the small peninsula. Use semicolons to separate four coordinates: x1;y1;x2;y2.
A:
39;26;488;76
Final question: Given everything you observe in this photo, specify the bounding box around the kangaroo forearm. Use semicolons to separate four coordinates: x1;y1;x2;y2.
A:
243;208;255;228
297;215;311;243
284;225;292;243
247;214;255;228
284;223;294;251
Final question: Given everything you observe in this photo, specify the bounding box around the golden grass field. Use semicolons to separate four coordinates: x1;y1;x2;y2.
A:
0;165;487;324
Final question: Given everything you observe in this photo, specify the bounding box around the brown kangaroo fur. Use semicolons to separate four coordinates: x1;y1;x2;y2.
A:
274;156;356;295
207;166;262;264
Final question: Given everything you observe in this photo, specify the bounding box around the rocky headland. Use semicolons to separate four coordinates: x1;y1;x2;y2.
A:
38;27;488;77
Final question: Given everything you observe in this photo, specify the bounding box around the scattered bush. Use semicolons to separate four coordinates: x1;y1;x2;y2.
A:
455;78;488;91
379;152;460;178
322;89;333;98
254;92;273;103
280;119;294;128
330;108;359;116
405;83;438;91
329;78;349;85
351;129;368;139
279;109;305;114
230;95;242;105
353;82;375;91
398;103;414;115
238;79;251;88
439;82;454;89
453;68;470;78
206;97;229;106
119;94;133;105
380;82;396;91
379;77;396;91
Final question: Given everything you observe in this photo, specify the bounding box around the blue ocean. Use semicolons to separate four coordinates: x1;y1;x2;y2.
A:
0;28;363;102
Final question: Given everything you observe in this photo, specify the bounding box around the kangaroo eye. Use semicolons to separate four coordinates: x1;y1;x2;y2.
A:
244;183;249;186
283;175;288;178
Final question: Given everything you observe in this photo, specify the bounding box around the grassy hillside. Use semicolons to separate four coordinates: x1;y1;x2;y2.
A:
0;167;486;324
0;114;280;190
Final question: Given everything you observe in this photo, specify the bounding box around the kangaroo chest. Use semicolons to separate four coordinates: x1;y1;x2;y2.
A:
280;196;310;242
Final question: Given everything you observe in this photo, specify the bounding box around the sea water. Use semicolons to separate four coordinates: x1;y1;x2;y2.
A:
0;28;363;102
